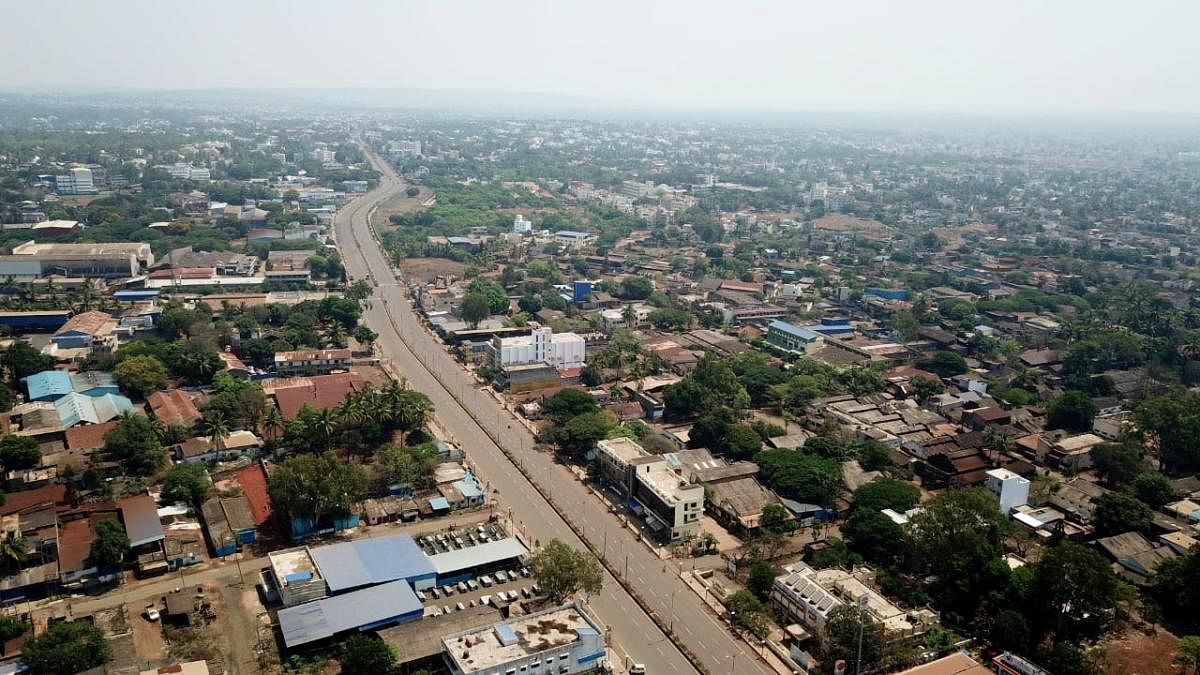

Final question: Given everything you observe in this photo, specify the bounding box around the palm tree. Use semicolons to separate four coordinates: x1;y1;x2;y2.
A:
0;530;30;571
201;412;231;453
263;407;285;441
313;408;341;451
323;321;348;348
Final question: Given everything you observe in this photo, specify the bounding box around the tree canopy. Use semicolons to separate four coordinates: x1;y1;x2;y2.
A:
1046;390;1097;432
88;519;130;568
112;354;168;397
103;413;167;475
21;620;110;675
753;448;842;507
267;452;366;532
529;539;603;604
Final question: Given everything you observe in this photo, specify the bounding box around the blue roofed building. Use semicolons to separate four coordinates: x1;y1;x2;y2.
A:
765;320;825;356
426;537;529;585
69;371;119;397
0;310;71;333
865;288;910;302
278;579;423;650
308;533;437;593
22;370;73;401
54;392;134;427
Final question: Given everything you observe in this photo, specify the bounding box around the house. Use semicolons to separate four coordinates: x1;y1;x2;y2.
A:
147;389;202;426
771;562;937;641
269;372;364;420
54;392;134;427
201;494;257;556
174;430;262;464
274;348;353;375
51;311;117;350
594;438;704;541
765;320;825;356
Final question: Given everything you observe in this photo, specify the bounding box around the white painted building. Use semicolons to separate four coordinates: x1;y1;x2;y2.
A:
441;603;605;675
985;468;1030;515
512;214;532;235
55;167;95;195
489;327;585;371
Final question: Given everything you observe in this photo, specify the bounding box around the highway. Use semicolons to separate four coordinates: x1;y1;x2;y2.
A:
334;144;771;675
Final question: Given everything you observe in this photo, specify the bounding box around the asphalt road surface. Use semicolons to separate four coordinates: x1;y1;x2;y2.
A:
335;144;770;675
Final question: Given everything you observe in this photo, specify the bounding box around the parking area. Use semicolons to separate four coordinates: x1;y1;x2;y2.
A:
417;564;541;618
416;522;509;555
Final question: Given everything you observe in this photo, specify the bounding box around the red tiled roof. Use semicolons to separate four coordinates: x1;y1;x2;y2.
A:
54;311;115;337
272;372;363;419
147;389;201;425
235;464;271;525
0;484;65;516
64;420;118;450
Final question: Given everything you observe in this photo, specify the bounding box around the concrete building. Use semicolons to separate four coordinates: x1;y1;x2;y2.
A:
512;214;533;235
489;327;585;372
771;562;937;641
765;320;825;355
553;230;596;250
985;468;1030;515
441;602;605;675
274;348;353;375
595;438;704;541
0;240;153;280
55;167;95;195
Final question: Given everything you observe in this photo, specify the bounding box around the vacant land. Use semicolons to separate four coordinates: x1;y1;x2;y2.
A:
1099;629;1180;675
397;257;469;281
371;183;434;232
811;213;890;233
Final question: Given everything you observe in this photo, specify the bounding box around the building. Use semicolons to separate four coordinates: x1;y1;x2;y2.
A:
147;389;202;426
274;349;353;375
489;327;585;372
494;362;560;393
765;320;825;356
441;602;606;675
269;372;364;420
771;562;937;641
51;311;118;350
173;430;262;463
55;166;95;195
425;537;529;585
553;230;596;250
12;240;154;268
200;494;257;556
512;214;533;235
594;438;704;541
309;533;437;594
0;310;71;333
54;392;134;427
985;468;1030;515
278;579;424;650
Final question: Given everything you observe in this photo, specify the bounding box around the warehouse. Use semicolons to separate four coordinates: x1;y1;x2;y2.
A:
426;537;529;585
277;579;423;650
0;310;70;332
308;533;437;593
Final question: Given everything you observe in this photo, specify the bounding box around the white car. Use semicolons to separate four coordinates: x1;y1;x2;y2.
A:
480;575;494;587
495;570;508;583
144;605;160;621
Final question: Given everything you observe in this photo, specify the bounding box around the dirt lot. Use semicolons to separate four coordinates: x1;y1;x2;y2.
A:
1098;629;1180;675
352;363;392;388
397;257;469;282
371;185;434;232
811;213;891;233
128;602;167;666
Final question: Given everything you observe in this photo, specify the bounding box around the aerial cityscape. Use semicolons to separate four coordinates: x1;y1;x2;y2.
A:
0;2;1198;675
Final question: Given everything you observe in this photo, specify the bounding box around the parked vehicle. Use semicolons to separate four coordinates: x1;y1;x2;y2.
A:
521;587;532;598
480;595;492;606
144;605;160;621
495;570;508;583
416;590;427;602
430;587;441;599
480;575;494;587
457;581;468;593
630;665;646;674
442;585;455;596
456;602;465;611
467;579;479;591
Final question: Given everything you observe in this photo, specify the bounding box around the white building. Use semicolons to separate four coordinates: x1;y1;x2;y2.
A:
388;140;422;156
490;327;585;371
553;230;595;250
771;562;937;641
594;438;704;541
441;602;605;675
55;167;95;195
599;304;652;330
512;214;533;235
985;468;1030;515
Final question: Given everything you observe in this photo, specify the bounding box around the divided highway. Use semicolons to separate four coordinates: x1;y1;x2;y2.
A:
335;145;770;675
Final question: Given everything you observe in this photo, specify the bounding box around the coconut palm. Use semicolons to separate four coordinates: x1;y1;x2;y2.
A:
201;412;230;452
313;408;341;451
0;530;30;571
263;407;285;441
323;321;348;348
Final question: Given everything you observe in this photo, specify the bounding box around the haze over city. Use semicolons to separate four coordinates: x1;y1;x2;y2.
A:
3;0;1200;116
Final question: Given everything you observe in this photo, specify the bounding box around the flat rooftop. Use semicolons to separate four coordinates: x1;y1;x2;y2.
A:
269;547;320;585
443;603;600;672
596;437;646;463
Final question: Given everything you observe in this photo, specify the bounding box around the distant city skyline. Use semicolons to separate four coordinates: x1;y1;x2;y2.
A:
4;0;1200;116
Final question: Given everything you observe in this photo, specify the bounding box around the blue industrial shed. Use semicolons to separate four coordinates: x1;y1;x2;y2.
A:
113;290;160;302
308;533;437;593
277;580;423;649
0;311;70;333
427;536;529;585
23;370;73;402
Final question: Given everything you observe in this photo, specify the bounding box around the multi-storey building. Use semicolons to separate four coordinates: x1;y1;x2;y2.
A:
595;438;704;541
55;167;95;195
441;603;606;675
489;327;585;372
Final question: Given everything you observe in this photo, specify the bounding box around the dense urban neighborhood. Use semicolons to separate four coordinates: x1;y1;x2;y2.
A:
0;90;1197;675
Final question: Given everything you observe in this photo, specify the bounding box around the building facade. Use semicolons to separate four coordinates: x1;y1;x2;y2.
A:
489;328;585;371
441;603;605;675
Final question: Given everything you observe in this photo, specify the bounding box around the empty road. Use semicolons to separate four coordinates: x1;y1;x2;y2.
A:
335;144;769;675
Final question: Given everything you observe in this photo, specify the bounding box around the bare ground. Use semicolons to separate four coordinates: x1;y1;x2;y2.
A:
371;184;434;232
397;257;469;281
1097;628;1181;675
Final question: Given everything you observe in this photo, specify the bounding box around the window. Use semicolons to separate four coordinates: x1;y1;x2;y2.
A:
560;668;570;674
559;655;569;661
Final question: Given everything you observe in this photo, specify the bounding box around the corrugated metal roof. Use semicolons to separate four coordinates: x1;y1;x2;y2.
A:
23;370;72;400
119;494;164;547
309;533;434;593
278;579;422;648
426;537;528;576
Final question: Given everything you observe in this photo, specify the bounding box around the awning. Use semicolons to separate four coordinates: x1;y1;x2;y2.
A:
643;514;665;531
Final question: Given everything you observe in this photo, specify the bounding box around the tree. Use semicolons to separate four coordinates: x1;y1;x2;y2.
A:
647;308;691;331
1;342;54;384
1090;442;1144;487
405;186;419;198
460;292;491;328
112;354;168;398
1092;492;1151;535
467;278;509;314
1046;390;1097;432
341;634;399;675
548;411;615;460
1134;392;1200;475
856;440;893;471
1132;472;1174;509
759;503;794;534
754;449;843;507
541;388;599;424
823;605;883;675
725;590;771;637
1153;546;1200;633
161;463;211;506
103;413;167;475
1175;636;1200;675
619;276;653;300
746;561;776;601
529;539;603;604
353;325;378;351
852;478;920;513
724;423;764;460
890;311;920;342
843;510;906;568
20;620;110;675
0;530;29;571
88;519;130;568
267;452;366;533
909;376;943;401
916;351;968;378
1031;542;1124;640
0;435;41;472
374;443;440;492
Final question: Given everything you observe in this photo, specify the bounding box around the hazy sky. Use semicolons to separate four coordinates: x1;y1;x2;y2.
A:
5;0;1200;115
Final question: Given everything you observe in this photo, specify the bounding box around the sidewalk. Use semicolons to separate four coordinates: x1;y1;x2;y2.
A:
679;570;799;675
